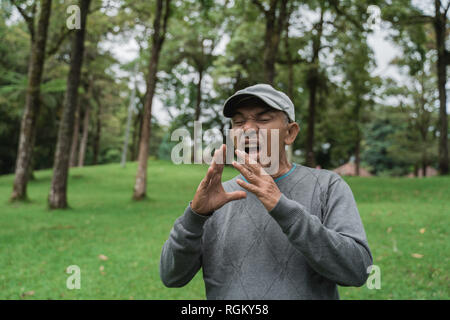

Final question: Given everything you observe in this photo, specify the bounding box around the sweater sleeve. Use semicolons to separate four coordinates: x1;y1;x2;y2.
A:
269;177;373;287
159;203;210;287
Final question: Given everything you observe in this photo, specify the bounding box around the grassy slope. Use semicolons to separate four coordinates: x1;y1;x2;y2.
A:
0;160;448;299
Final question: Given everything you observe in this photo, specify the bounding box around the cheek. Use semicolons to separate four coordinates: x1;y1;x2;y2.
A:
260;129;283;154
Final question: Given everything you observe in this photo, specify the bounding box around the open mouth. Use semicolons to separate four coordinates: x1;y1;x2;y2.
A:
244;144;260;154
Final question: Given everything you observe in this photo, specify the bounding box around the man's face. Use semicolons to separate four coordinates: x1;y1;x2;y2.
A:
230;104;293;165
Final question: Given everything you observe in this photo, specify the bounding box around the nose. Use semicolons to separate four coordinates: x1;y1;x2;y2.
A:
242;119;259;132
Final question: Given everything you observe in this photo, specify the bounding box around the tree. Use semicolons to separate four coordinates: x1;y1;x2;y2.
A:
362;107;410;176
48;0;91;209
10;0;52;201
384;50;439;176
157;0;221;123
335;28;377;175
432;0;449;174
383;0;450;174
251;0;290;84
133;0;171;200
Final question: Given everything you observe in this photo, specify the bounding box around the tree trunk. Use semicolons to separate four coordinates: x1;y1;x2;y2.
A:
263;16;276;85
133;0;171;200
132;110;143;161
260;0;288;85
48;0;91;209
434;4;449;175
69;99;81;167
78;103;90;167
355;135;361;176
191;68;203;164
194;69;203;121
305;67;318;168
285;15;294;163
304;8;323;168
354;99;362;176
421;160;427;178
11;0;52;201
93;91;102;165
414;163;419;177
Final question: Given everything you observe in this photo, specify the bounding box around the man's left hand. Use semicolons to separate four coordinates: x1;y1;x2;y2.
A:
232;149;282;212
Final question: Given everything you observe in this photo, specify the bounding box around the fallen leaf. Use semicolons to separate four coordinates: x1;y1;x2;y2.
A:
387;227;392;233
98;254;108;261
99;265;104;272
411;253;423;259
419;228;426;234
21;290;35;298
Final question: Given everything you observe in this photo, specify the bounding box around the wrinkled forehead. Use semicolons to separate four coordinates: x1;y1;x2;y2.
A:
232;99;279;118
233;105;272;117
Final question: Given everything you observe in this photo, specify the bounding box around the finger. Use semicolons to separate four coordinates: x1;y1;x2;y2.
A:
209;146;226;185
225;190;247;202
213;144;226;174
235;149;259;171
200;166;214;188
236;178;259;195
232;161;253;182
236;150;262;176
235;148;248;164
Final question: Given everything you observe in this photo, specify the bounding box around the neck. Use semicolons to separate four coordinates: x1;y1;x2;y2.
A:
271;152;292;179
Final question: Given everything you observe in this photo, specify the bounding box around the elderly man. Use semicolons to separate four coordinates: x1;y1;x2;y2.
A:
160;84;373;299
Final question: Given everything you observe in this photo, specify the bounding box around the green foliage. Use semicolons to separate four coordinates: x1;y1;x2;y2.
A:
0;0;444;177
362;108;410;175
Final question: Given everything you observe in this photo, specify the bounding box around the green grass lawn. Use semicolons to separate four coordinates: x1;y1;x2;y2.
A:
0;160;449;299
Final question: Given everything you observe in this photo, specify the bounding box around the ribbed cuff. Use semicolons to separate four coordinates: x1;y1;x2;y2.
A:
180;202;212;234
268;194;304;231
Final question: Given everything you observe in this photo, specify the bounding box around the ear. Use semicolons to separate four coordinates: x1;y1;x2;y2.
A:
284;122;300;145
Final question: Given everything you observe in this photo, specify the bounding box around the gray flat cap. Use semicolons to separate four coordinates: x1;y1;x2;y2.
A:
223;84;295;122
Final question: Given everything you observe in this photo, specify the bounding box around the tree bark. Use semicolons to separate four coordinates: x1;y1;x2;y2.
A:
48;0;91;209
355;134;361;176
78;102;90;168
284;9;294;162
11;0;52;201
133;0;171;200
132;109;143;161
93;90;102;165
434;1;449;175
194;69;203;121
253;0;289;85
414;163;419;177
263;13;277;85
304;7;324;168
69;99;81;167
305;67;318;168
421;157;427;178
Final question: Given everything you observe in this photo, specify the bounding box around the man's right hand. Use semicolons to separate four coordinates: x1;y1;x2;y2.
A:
191;144;247;215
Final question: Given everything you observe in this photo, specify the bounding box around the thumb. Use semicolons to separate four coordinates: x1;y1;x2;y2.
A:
225;191;247;202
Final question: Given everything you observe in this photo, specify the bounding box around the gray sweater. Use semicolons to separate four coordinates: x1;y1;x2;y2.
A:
160;164;373;299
